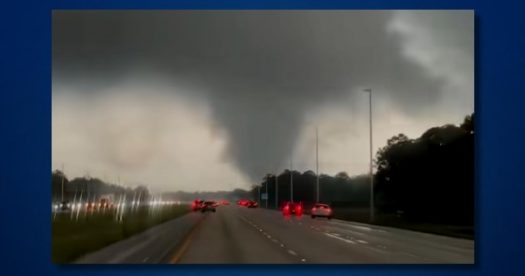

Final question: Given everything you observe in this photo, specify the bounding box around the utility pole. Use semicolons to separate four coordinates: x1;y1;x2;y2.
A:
290;159;293;203
275;173;279;209
363;88;374;222
257;185;261;204
61;164;65;202
265;176;268;208
316;127;320;203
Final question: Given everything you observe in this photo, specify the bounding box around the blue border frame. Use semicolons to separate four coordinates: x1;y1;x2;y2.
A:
2;0;525;275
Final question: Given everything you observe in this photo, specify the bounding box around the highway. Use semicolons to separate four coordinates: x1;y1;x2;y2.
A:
76;205;474;264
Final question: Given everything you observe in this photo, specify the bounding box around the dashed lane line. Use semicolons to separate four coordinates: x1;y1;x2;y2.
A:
240;216;308;263
324;232;357;244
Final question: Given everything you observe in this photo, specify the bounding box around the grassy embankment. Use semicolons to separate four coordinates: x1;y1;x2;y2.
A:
52;205;189;263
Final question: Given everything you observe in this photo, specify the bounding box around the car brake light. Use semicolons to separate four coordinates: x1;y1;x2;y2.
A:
312;208;316;211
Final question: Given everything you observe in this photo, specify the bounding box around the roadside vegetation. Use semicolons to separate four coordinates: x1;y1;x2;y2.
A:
52;204;189;263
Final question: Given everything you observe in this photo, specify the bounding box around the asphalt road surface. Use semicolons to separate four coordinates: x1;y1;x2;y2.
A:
77;205;474;264
176;205;473;264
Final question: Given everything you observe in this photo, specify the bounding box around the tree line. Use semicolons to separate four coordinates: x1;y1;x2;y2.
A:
51;172;252;203
51;173;150;203
253;171;371;209
253;114;474;225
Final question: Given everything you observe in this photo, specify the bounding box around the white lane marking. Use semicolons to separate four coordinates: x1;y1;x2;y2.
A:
349;225;372;231
357;239;368;244
323;225;368;236
324;233;357;244
242;214;306;262
330;220;386;233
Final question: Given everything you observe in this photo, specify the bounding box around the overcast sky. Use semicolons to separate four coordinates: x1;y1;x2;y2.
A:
52;10;473;192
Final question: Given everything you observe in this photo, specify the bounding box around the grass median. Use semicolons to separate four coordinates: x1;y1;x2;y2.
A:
52;205;190;263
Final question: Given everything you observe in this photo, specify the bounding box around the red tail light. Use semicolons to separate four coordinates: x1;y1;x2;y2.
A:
312;208;317;212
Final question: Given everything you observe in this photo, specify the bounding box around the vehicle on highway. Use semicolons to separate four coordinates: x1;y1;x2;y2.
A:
54;200;71;212
192;199;204;211
310;203;333;219
237;199;250;206
60;200;71;211
99;198;114;209
246;200;258;208
86;201;97;210
282;201;303;216
220;200;230;205
201;201;217;212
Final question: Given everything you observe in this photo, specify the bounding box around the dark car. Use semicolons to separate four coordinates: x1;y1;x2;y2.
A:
201;201;217;212
282;201;303;216
60;200;71;211
247;200;258;208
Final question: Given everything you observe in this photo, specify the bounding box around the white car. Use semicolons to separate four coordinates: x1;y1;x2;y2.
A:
310;203;333;219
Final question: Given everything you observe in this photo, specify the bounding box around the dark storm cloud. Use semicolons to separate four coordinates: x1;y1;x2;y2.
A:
53;11;473;181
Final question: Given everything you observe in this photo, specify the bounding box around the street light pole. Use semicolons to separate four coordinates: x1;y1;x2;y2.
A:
258;185;261;204
316;126;319;203
275;173;279;209
363;88;374;222
265;177;268;208
290;159;293;203
61;163;65;202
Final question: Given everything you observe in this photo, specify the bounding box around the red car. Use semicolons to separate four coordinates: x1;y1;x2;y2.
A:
192;199;204;211
282;201;303;216
237;199;250;206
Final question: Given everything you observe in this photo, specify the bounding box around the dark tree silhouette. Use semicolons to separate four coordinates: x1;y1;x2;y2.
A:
374;113;474;224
